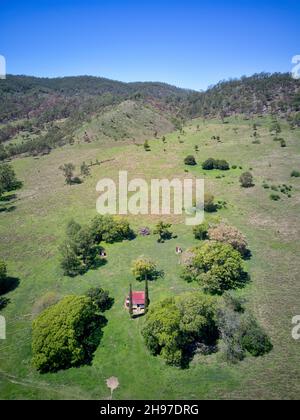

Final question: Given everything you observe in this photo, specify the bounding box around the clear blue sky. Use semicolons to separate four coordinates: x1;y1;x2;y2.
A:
1;0;299;90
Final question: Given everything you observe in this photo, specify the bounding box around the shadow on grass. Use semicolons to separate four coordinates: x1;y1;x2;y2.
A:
0;276;20;295
0;205;17;213
0;296;10;311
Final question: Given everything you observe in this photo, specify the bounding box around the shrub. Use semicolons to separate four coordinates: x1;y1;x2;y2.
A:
32;295;103;373
131;256;159;281
181;241;247;294
291;170;300;178
153;221;173;242
240;314;273;357
204;192;217;212
202;158;215;170
193;221;209;240
280;139;286;147
270;193;280;201
208;223;248;256
215;159;230;170
232;165;237;169
202;158;229;170
85;287;113;312
184;155;197;166
239;172;254;188
90;215;134;244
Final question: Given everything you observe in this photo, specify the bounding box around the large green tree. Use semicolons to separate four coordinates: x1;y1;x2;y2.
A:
181;241;247;294
142;293;218;366
32;295;103;373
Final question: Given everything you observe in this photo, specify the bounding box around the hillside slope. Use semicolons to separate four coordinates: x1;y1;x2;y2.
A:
184;73;300;120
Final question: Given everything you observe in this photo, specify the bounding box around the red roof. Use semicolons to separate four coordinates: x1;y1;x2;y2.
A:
132;291;145;305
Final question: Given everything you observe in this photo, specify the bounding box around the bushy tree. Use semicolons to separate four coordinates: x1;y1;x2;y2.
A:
193;221;209;240
204;192;217;212
202;158;229;170
85;287;113;312
208;224;248;256
90;215;134;244
239;172;254;188
0;163;22;197
154;221;172;242
32;295;103;373
181;241;247;294
239;314;273;357
142;298;183;366
184;155;197;166
131;256;159;281
80;162;90;177
59;163;75;185
176;292;217;344
142;293;218;366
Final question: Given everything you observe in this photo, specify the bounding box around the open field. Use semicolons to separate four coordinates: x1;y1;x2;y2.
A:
0;116;300;400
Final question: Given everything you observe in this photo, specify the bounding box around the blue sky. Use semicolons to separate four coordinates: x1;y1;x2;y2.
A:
1;0;299;90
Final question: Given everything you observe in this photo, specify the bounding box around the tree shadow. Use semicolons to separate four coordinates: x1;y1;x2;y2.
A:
0;296;10;310
0;193;17;203
243;249;252;261
0;205;17;213
0;276;20;295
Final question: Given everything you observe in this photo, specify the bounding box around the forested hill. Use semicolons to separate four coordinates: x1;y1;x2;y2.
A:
184;73;300;120
0;75;190;124
1;72;300;161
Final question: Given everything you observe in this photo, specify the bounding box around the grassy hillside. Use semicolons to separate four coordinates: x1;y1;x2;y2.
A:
0;115;299;399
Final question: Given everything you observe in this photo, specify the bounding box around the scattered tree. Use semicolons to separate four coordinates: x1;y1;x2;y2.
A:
239;172;254;188
184;155;197;166
80;162;90;177
154;221;173;242
144;140;151;151
59;163;75;185
131;256;159;281
193;221;209;240
0;163;22;198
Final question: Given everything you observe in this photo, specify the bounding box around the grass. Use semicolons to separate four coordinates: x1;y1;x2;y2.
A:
0;116;300;399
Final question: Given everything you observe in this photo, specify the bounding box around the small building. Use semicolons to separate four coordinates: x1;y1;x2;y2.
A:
125;291;145;315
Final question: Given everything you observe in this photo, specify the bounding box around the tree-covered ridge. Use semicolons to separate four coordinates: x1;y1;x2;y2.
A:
184;72;300;119
0;75;189;123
